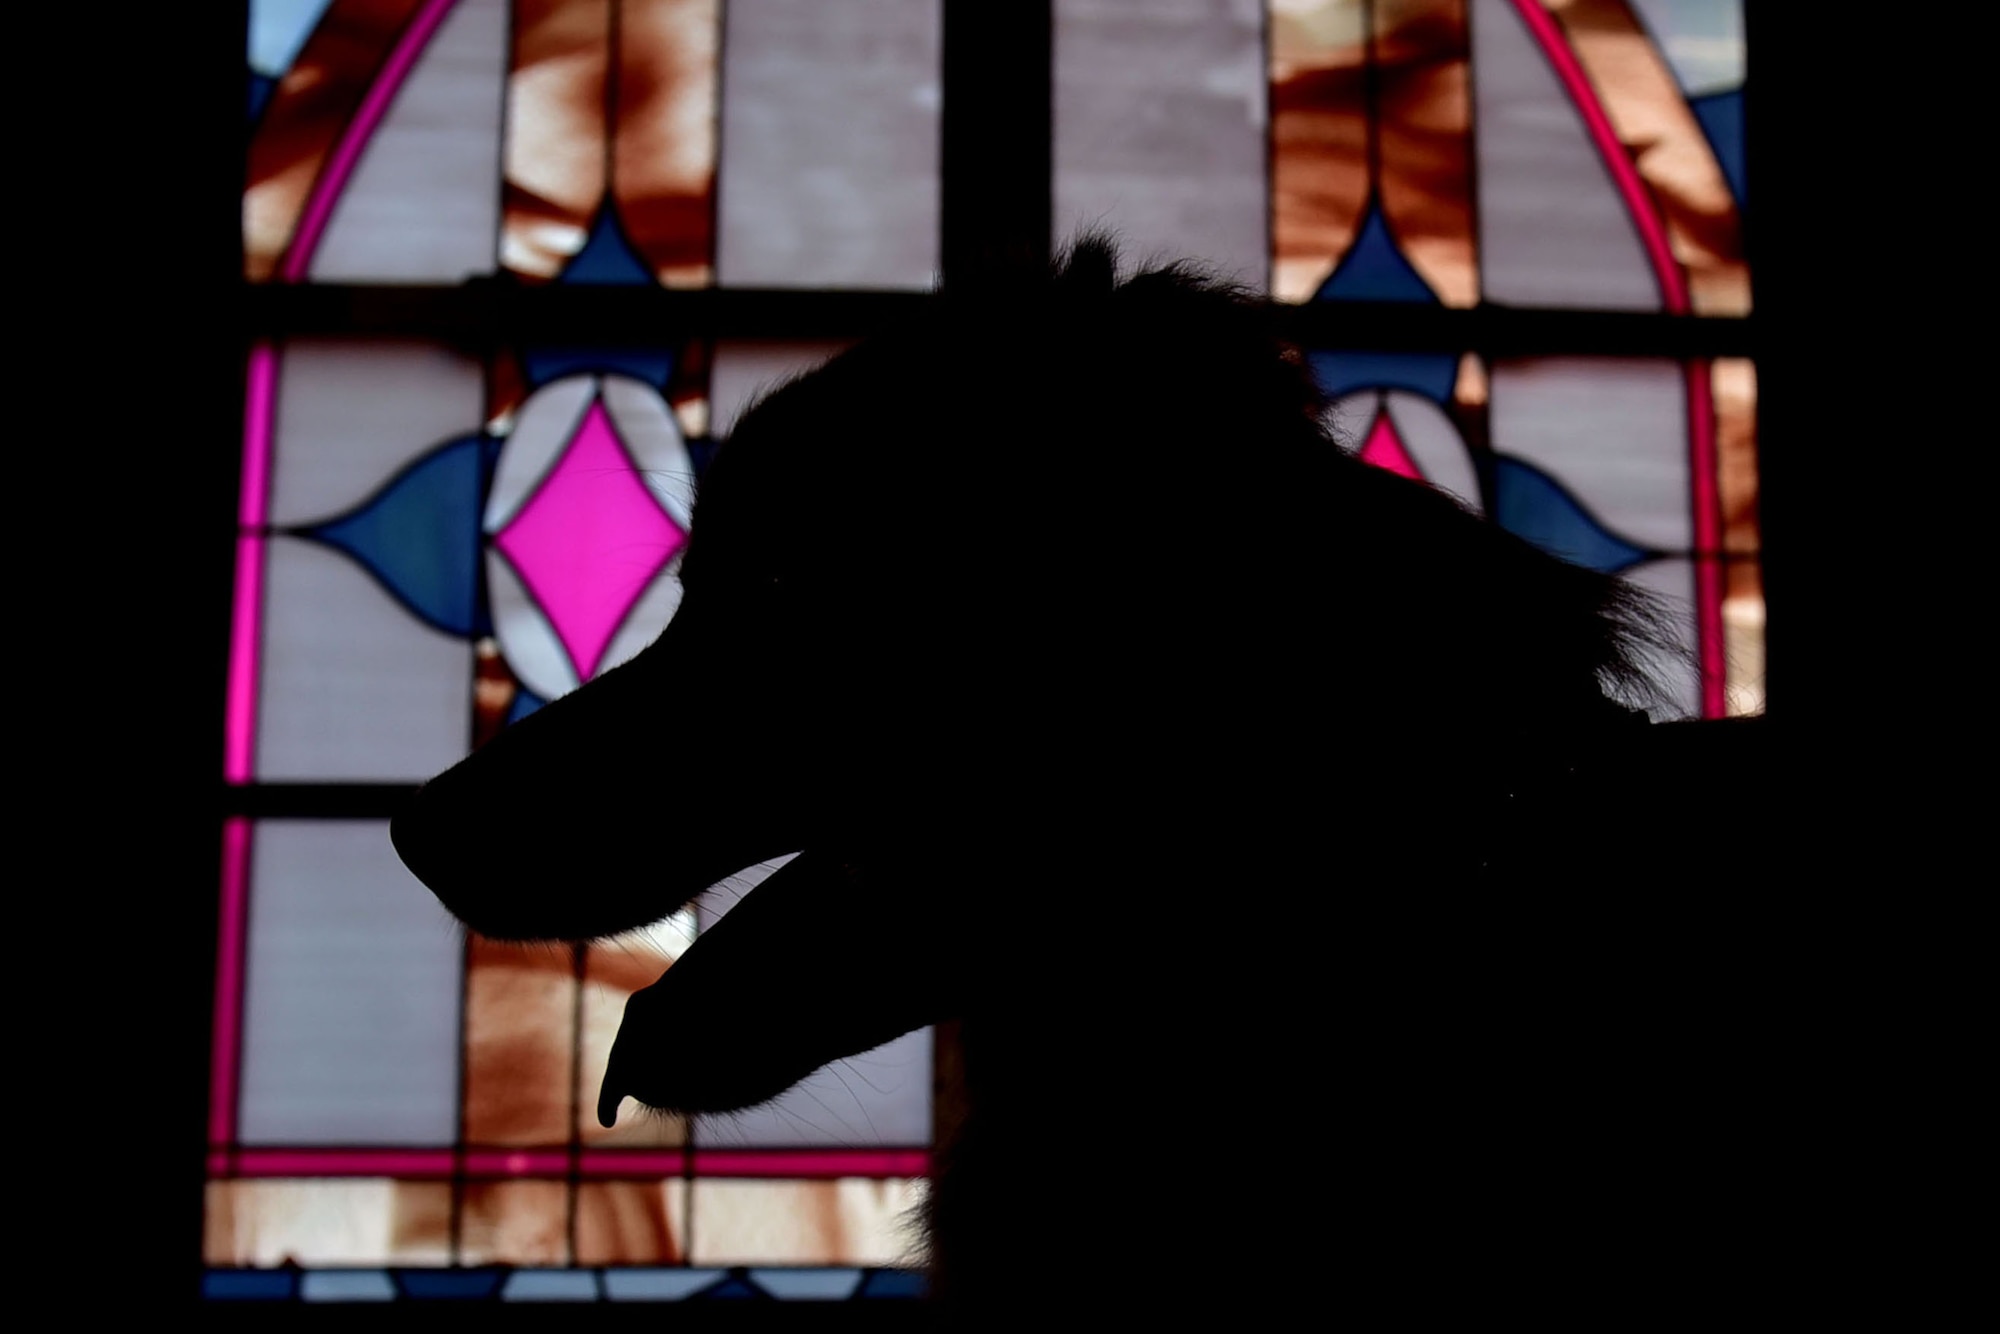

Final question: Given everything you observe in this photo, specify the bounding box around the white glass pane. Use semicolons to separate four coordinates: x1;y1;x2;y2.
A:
269;339;485;528
1471;0;1658;309
486;547;580;702
686;853;929;1149
598;565;686;677
709;341;848;438
716;0;941;288
249;0;336;77
1055;0;1269;286
258;538;473;780
309;0;509;282
485;375;595;532
1625;557;1702;718
237;821;465;1145
1382;389;1480;510
602;376;698;528
1628;0;1743;95
706;1027;931;1148
1488;357;1690;552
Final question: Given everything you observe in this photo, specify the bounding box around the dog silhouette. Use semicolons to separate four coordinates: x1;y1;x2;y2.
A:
394;238;1766;1313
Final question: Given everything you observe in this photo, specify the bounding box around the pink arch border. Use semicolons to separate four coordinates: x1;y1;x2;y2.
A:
1506;0;1726;716
214;2;465;1150
222;1147;930;1181
229;0;465;779
277;0;463;282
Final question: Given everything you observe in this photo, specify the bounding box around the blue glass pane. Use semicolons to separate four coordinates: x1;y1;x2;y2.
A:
522;347;676;391
1691;89;1746;206
249;71;277;123
249;0;336;78
204;1269;298;1300
502;1270;600;1301
1491;454;1652;573
505;688;546;725
855;1268;928;1300
300;434;487;637
751;1268;865;1300
1314;203;1438;304
603;1269;727;1301
1307;350;1457;403
300;1270;397;1302
397;1269;505;1300
559;206;656;286
688;435;720;479
698;1274;767;1301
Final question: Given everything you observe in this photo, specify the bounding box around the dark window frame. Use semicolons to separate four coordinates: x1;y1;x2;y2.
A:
158;0;1804;1295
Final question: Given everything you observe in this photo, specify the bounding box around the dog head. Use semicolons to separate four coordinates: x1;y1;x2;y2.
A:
392;237;1672;1123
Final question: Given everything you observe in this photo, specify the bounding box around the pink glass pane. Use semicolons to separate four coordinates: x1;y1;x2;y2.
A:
494;399;688;681
1358;408;1423;481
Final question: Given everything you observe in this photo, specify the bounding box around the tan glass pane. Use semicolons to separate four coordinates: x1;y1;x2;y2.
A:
459;1179;573;1266
579;914;695;1146
687;1178;926;1266
204;1179;452;1267
1270;0;1369;300
1714;357;1758;559
463;936;578;1146
501;0;611;280
613;0;720;286
1546;0;1748;314
1375;0;1476;306
1713;357;1762;715
1453;351;1489;409
1271;0;1476;304
472;637;521;751
575;1181;690;1265
1722;558;1764;717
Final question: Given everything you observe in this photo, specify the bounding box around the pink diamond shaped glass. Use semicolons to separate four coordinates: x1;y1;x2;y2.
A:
494;398;688;681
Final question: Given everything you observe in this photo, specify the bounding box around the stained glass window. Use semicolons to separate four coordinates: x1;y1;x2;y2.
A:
211;0;1763;1303
218;0;939;1303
